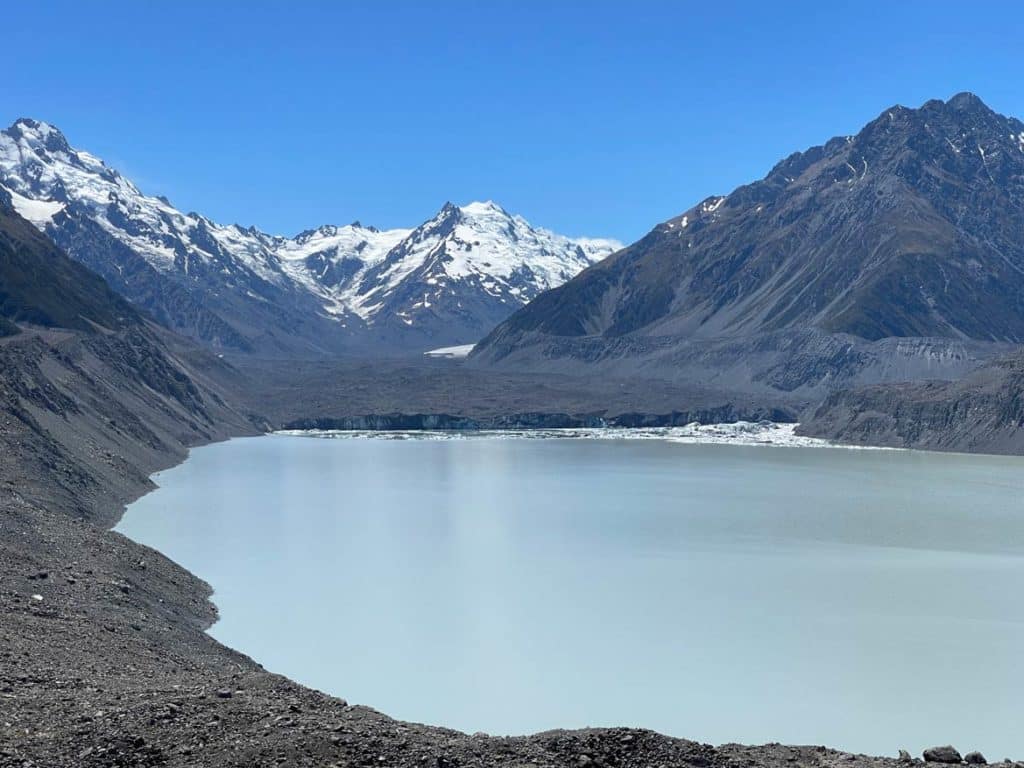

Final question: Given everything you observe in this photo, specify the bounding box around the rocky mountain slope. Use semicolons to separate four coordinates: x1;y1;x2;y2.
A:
472;93;1024;394
0;118;618;355
0;174;270;530
0;182;257;476
0;185;138;336
0;181;253;462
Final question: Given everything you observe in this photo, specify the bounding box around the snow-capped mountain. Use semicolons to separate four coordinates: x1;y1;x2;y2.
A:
0;118;620;355
319;201;618;341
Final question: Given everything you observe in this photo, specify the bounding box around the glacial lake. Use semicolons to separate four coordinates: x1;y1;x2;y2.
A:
117;427;1024;758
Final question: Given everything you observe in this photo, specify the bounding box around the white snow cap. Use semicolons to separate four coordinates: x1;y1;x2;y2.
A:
0;119;621;326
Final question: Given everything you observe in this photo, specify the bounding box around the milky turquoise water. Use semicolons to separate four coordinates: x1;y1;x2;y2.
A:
118;433;1024;757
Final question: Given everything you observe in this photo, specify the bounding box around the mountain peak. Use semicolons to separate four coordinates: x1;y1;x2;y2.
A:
428;201;465;230
461;200;508;217
863;93;1001;135
432;200;513;225
6;117;72;154
10;117;54;133
473;92;1024;382
348;220;380;233
946;91;986;111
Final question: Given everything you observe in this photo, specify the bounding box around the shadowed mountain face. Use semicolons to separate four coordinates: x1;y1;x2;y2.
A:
0;189;255;436
472;93;1024;392
0;186;138;336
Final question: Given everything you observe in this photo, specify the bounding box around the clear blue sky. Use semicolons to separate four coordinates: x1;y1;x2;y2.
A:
6;1;1023;242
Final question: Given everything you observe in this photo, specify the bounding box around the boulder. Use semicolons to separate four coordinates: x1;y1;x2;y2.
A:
924;746;962;764
965;753;987;765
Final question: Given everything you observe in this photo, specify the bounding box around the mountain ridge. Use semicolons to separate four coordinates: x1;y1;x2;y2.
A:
0;119;620;355
471;92;1024;393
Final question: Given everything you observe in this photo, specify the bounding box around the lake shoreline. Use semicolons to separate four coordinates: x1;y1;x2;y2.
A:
2;335;1016;765
118;431;1024;756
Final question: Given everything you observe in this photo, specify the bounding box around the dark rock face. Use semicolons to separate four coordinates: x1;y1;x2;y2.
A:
0;190;138;334
473;93;1024;393
965;752;988;765
798;350;1024;454
924;746;963;764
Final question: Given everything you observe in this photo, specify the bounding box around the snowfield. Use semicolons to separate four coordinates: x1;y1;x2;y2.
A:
424;344;476;358
5;186;65;225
